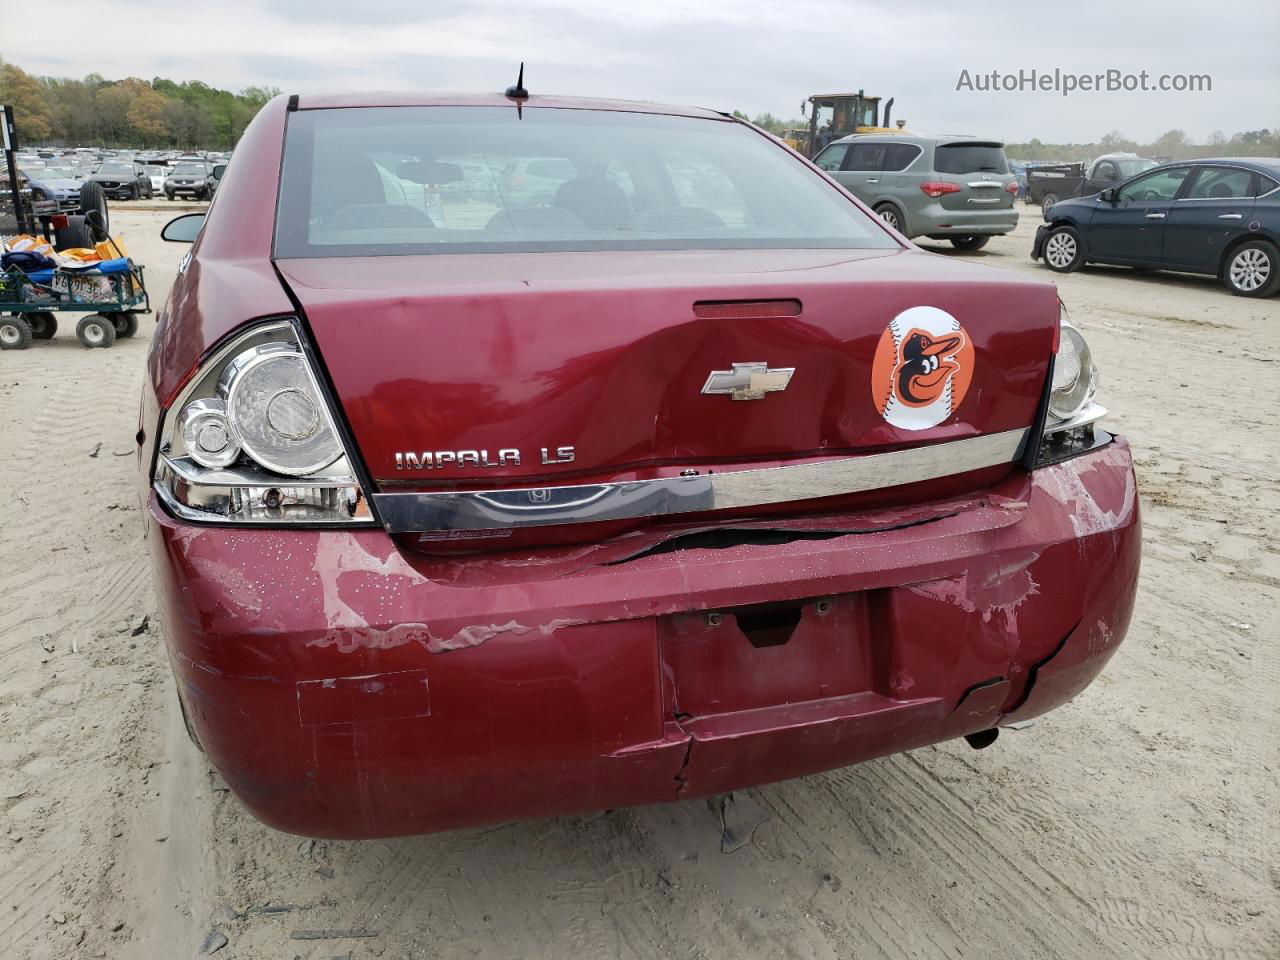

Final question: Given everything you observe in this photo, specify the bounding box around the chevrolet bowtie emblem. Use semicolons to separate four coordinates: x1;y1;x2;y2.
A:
701;362;796;400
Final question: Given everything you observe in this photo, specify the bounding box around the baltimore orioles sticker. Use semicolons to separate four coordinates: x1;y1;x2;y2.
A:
871;306;974;430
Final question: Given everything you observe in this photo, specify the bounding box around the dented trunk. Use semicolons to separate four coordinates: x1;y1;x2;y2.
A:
277;248;1057;541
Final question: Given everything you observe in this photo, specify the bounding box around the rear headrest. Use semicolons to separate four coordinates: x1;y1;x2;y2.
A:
553;177;631;230
313;152;386;221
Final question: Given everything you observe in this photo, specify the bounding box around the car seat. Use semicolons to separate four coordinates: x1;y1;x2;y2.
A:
313;151;387;224
553;177;632;230
485;207;588;233
637;207;726;232
330;203;435;230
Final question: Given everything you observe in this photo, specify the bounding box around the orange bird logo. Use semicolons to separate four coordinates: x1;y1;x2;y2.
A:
872;306;974;430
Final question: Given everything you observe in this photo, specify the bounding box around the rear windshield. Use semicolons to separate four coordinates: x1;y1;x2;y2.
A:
934;143;1009;175
274;106;896;257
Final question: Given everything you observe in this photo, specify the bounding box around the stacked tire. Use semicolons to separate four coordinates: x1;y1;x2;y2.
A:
77;181;110;234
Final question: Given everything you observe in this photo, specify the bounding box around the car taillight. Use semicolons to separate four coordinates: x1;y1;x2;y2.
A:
920;181;962;198
1035;303;1106;466
151;319;374;525
1004;181;1019;194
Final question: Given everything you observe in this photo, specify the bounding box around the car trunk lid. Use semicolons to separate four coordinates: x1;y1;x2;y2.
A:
277;247;1055;540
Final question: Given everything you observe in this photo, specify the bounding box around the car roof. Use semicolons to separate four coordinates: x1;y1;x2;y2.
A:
1147;157;1280;173
294;91;730;121
1196;156;1280;172
829;133;1001;147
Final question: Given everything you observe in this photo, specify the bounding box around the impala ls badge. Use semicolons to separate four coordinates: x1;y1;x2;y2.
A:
701;362;795;400
395;446;575;470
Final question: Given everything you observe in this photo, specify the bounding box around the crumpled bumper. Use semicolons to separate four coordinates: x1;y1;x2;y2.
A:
147;439;1140;839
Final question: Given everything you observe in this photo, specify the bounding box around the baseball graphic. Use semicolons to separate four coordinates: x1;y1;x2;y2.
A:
871;306;974;431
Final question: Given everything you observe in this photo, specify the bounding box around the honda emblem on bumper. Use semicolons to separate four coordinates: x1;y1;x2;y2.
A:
701;362;795;400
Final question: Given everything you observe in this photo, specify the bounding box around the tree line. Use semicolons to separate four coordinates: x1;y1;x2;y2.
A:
0;58;277;150
1004;128;1280;162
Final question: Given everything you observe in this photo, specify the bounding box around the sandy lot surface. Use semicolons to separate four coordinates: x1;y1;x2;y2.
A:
2;206;1277;960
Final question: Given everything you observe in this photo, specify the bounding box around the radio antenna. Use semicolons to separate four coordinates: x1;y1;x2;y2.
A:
505;62;529;118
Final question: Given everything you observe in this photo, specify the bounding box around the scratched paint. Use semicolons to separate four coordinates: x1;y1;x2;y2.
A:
305;615;588;654
908;549;1041;627
1035;444;1136;538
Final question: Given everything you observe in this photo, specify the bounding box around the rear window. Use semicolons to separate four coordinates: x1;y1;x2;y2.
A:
883;143;921;172
934;143;1009;175
1186;167;1252;200
846;142;889;171
274;106;896;258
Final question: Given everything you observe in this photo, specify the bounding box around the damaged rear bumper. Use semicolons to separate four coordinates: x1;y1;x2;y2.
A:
147;439;1140;839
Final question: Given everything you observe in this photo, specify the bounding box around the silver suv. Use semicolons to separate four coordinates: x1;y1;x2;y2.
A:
813;134;1018;250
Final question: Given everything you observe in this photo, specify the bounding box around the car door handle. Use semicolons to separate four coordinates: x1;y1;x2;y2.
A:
1145;212;1166;220
1218;213;1243;220
865;178;878;183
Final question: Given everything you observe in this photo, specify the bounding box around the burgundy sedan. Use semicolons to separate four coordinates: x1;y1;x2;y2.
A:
142;92;1139;839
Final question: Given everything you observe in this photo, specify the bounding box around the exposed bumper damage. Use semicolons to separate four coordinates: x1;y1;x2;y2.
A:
147;439;1140;839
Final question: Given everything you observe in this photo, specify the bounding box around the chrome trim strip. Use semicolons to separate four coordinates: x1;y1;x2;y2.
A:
373;429;1029;532
1044;401;1106;434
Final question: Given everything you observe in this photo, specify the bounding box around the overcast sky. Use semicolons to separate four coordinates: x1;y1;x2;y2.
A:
9;0;1278;143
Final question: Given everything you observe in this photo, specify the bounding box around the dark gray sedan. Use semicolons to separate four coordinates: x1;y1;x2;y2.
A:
1033;158;1280;297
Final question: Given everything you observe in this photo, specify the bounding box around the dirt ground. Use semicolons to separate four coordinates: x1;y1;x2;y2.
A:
2;205;1277;960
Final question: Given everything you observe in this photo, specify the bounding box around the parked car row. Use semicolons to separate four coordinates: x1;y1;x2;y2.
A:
13;147;231;205
810;135;1277;298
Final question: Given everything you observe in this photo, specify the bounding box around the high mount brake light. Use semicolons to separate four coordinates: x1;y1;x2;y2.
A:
152;319;374;525
920;181;962;198
692;299;802;320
